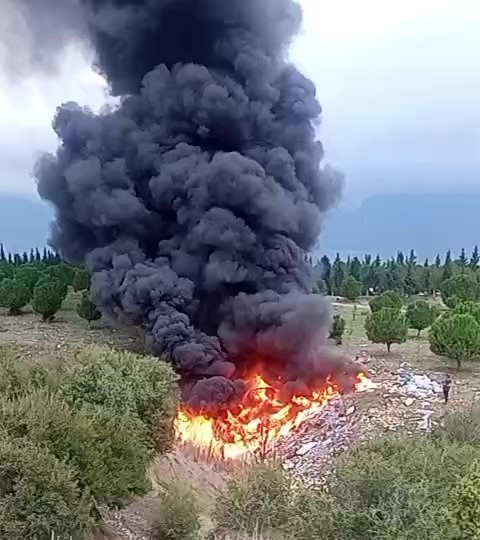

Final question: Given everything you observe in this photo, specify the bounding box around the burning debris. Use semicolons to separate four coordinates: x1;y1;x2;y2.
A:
32;0;349;419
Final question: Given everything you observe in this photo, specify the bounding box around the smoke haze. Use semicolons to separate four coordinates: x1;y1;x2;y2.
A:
33;0;346;408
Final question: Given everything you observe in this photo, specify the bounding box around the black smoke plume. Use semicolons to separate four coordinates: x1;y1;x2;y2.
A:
34;0;349;409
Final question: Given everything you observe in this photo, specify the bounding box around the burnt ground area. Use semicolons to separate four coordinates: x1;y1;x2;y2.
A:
1;296;480;539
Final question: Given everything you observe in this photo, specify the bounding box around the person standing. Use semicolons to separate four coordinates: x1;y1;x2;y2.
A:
442;374;452;404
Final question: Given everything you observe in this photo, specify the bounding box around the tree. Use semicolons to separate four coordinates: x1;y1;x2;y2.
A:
429;313;480;369
313;279;327;294
396;251;405;265
408;249;417;266
72;268;91;292
31;278;67;322
15;266;40;293
0;244;5;262
341;276;362;303
0;279;31;315
329;314;346;345
406;300;437;337
320;255;333;295
441;273;479;308
471;245;480;271
369;290;403;313
443;250;453;281
403;264;417;296
458;248;468;272
76;292;102;328
332;253;345;295
365;308;408;352
349;257;361;281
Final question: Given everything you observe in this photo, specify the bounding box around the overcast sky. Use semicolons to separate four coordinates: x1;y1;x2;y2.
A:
0;0;479;206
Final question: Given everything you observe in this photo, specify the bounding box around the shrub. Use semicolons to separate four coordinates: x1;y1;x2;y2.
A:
77;291;102;327
365;308;408;352
15;265;40;293
406;300;437;336
449;461;480;539
32;277;67;321
0;389;150;508
42;262;75;288
369;290;403;312
0;436;92;540
436;406;480;447
441;273;480;309
0;347;51;399
429;312;480;369
57;346;178;452
72;268;91;291
280;488;336;540
454;301;480;323
0;278;31;314
330;435;480;539
329;314;346;345
341;276;362;303
213;464;293;537
156;483;201;540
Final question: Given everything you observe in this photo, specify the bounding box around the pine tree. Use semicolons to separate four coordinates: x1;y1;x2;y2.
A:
319;255;332;294
42;247;48;262
470;245;480;270
408;249;417;266
458;248;468;272
35;248;41;262
404;264;417;296
434;254;441;267
21;252;28;264
13;253;21;265
373;254;381;267
423;258;429;268
442;250;453;281
350;257;361;280
7;253;12;264
76;292;102;328
332;253;345;295
29;248;35;263
396;251;405;265
363;254;372;265
0;244;5;262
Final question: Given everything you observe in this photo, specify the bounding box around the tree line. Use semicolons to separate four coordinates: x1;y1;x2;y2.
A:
0;245;100;326
312;246;480;296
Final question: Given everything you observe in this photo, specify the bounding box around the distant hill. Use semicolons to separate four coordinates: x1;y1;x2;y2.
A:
320;192;480;260
1;191;479;260
0;194;51;253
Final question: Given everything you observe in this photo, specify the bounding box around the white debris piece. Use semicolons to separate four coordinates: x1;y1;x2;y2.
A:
296;441;318;456
398;373;442;397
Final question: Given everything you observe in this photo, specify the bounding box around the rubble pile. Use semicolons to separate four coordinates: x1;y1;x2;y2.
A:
275;362;448;486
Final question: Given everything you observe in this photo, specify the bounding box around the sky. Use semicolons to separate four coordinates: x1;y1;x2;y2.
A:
0;0;479;207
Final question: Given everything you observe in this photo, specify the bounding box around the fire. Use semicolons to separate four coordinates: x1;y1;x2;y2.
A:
175;372;374;460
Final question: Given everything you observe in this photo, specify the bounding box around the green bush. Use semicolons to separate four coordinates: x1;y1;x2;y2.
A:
42;262;76;288
406;300;438;336
0;436;92;540
57;346;179;452
0;347;51;399
0;390;150;508
329;314;346;345
76;291;102;326
72;268;91;291
449;461;480;540
32;277;67;321
156;483;201;540
454;301;480;323
365;307;408;352
330;435;480;539
436;406;480;447
429;312;480;369
341;276;362;303
369;290;403;313
15;265;40;293
441;273;480;308
213;464;293;537
0;278;31;315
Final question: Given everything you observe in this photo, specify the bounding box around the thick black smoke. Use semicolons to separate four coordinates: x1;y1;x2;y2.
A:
35;0;348;409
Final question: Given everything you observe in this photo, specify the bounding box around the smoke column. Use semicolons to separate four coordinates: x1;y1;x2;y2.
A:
34;0;348;408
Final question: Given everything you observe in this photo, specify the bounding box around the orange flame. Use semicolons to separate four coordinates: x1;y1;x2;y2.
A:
175;372;373;459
